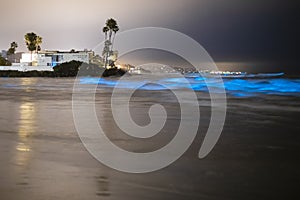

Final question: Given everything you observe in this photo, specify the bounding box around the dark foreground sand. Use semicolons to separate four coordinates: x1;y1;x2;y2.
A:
0;78;299;199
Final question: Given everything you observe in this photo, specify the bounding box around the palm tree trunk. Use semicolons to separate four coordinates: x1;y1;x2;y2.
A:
105;30;113;68
111;33;116;51
109;30;113;42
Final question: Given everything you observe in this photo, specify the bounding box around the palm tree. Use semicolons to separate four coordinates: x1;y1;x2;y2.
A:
24;32;42;61
102;18;119;68
11;42;18;49
7;41;18;55
35;36;42;53
25;33;37;49
25;32;37;61
106;18;119;48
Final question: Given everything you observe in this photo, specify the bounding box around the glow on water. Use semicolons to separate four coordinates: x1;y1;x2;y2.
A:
79;73;300;97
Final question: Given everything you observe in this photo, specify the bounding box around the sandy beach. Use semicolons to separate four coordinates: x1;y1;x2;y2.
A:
0;77;299;200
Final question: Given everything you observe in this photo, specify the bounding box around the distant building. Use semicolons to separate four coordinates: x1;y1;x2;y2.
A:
20;50;95;67
7;52;23;63
1;50;7;58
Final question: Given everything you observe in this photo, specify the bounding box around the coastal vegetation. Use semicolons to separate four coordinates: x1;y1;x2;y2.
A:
0;55;11;66
53;61;105;77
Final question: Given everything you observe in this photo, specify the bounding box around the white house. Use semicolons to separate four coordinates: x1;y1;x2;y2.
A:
20;50;94;67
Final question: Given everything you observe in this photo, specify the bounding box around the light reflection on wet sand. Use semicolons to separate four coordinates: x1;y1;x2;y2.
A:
13;79;37;188
14;102;34;169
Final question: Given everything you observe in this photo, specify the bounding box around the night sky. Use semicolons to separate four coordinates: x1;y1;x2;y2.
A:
0;0;299;73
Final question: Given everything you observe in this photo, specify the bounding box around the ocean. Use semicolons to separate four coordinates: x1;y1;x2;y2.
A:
0;75;299;199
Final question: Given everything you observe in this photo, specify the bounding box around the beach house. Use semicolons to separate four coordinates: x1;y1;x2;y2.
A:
20;50;94;67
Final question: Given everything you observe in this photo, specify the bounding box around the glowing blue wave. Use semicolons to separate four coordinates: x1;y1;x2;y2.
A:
80;73;300;97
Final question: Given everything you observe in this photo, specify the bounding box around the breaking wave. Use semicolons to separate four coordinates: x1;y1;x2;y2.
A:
80;72;300;97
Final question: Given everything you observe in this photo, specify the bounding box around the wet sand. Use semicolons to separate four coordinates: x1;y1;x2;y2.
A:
0;78;299;199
